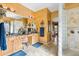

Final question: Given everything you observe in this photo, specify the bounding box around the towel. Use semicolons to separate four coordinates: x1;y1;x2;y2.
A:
0;22;7;50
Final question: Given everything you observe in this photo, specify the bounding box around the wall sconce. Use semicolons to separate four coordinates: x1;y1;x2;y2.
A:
41;20;44;25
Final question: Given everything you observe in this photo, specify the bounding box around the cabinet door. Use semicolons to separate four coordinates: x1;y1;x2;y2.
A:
28;36;32;45
14;36;22;51
32;34;38;44
0;51;4;56
17;36;22;50
4;38;14;55
14;37;19;51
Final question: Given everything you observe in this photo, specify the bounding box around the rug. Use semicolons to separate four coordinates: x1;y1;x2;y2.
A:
9;50;27;56
32;42;43;48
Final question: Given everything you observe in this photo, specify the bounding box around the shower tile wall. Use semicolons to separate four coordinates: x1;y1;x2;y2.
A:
65;7;79;50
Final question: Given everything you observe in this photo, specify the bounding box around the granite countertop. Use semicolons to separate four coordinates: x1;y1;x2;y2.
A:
6;33;38;37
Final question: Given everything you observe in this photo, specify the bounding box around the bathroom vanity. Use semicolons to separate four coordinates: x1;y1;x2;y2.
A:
0;33;39;56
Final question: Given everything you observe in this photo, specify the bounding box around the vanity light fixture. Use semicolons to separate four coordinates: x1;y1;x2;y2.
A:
3;6;7;9
0;4;15;12
0;5;6;18
0;4;3;8
6;8;16;12
10;8;16;12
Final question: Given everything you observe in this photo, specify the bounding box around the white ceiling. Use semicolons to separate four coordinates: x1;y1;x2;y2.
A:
21;3;59;12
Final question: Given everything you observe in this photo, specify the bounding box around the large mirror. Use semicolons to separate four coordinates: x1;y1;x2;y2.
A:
1;9;37;35
3;11;26;35
4;20;24;35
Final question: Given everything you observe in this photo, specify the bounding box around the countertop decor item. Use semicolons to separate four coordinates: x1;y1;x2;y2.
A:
18;27;26;35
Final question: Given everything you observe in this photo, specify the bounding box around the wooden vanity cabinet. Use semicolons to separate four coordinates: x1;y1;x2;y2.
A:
0;51;4;56
14;36;22;51
1;36;22;56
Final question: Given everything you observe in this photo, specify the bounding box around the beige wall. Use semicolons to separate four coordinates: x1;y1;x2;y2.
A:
34;8;49;43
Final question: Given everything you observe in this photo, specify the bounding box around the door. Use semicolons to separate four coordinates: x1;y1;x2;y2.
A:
51;22;58;45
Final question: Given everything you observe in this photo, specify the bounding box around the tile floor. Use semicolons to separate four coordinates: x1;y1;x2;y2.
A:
63;48;79;56
23;41;57;56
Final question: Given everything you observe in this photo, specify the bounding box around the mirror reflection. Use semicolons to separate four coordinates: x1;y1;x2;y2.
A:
3;11;37;36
